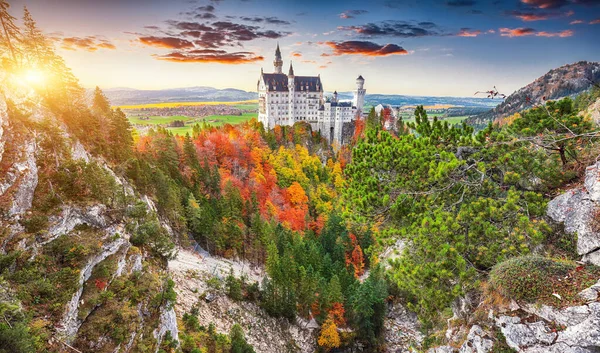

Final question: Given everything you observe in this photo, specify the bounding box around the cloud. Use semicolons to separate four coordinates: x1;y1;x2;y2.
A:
457;28;482;36
499;27;573;37
138;36;195;49
195;13;217;19
570;19;585;23
338;20;444;38
155;49;264;64
507;9;574;21
59;36;116;52
447;0;477;6
162;20;289;48
520;0;569;8
240;16;291;25
322;41;409;56
339;9;368;19
537;29;574;36
196;5;215;12
291;52;302;57
467;9;484;14
591;18;600;23
520;0;600;8
137;5;290;65
499;27;538;36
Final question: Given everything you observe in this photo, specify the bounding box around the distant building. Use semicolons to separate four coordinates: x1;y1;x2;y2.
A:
257;44;366;145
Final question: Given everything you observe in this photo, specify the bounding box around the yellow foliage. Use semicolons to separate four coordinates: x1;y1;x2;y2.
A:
318;316;341;350
287;182;308;206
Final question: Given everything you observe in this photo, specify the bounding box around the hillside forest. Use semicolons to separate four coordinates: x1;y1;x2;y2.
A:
1;2;600;353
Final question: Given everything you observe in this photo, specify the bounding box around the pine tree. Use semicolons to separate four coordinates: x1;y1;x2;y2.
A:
229;324;255;353
109;108;133;162
0;0;20;63
21;6;47;65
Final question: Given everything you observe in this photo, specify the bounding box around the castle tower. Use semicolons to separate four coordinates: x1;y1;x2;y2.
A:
333;90;338;103
288;62;295;124
352;75;366;112
274;43;283;74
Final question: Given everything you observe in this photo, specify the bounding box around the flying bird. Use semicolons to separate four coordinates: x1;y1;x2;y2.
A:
474;86;506;99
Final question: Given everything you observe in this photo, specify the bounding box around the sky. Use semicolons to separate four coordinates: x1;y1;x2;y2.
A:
8;0;600;96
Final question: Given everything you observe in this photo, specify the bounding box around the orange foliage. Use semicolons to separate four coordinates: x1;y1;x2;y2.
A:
134;121;331;235
328;302;346;326
345;234;365;278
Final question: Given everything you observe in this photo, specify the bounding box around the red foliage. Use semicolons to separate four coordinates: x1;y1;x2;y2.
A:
328;302;346;326
345;234;365;278
94;278;108;291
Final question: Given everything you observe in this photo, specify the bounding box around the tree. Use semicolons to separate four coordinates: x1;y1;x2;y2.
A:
509;97;594;167
317;316;341;350
230;324;255;353
21;6;47;65
109;108;133;162
0;0;20;63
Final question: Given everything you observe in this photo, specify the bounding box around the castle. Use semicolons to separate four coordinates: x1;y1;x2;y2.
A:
257;44;366;145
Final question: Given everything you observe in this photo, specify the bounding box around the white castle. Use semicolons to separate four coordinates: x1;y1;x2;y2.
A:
257;44;366;145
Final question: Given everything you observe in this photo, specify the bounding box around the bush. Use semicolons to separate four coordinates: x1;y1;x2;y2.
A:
489;256;574;302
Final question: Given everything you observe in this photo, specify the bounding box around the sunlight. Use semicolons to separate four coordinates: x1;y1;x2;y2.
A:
23;68;46;85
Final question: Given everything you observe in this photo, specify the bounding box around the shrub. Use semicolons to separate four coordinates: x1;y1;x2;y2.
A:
489;256;574;302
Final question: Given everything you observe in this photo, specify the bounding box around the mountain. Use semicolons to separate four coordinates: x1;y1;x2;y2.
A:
101;86;257;105
467;61;600;128
102;85;500;109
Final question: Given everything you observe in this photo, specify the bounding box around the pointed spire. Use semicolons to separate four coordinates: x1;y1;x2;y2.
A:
288;61;294;76
275;42;282;60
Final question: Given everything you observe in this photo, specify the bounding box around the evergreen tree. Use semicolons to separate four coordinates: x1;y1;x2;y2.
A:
0;0;20;63
109;108;133;162
21;6;47;65
229;324;255;353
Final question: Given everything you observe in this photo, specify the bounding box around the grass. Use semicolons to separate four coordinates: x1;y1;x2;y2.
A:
399;115;470;125
115;100;258;110
128;112;258;136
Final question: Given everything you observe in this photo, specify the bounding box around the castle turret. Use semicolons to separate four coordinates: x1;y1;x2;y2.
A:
274;43;283;74
352;75;366;112
288;62;295;124
333;90;338;103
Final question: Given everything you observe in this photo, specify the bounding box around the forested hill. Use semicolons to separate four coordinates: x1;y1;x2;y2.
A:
467;61;600;128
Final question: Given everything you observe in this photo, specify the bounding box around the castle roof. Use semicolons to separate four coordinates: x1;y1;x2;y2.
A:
261;73;323;92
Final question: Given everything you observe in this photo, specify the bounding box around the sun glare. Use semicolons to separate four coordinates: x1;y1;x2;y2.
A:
23;68;46;85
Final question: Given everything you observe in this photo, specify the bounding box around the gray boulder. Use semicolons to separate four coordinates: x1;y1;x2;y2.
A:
547;162;600;265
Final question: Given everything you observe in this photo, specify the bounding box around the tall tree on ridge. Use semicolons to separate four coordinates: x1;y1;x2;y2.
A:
0;0;20;63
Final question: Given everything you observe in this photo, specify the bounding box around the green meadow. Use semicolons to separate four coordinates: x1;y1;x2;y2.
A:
128;112;258;136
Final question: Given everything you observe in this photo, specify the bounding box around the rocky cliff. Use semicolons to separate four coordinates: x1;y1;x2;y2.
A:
425;161;600;353
467;61;600;128
0;77;320;353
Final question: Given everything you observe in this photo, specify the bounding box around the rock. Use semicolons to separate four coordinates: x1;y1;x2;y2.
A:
582;249;600;266
555;302;600;349
495;315;557;351
584;164;600;202
383;300;423;352
547;162;600;265
452;291;480;321
578;280;600;303
522;303;590;327
458;325;493;353
428;346;456;353
58;237;128;342
154;306;179;351
169;249;315;353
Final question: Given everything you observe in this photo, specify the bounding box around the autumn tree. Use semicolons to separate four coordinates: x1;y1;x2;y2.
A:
317;316;341;351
